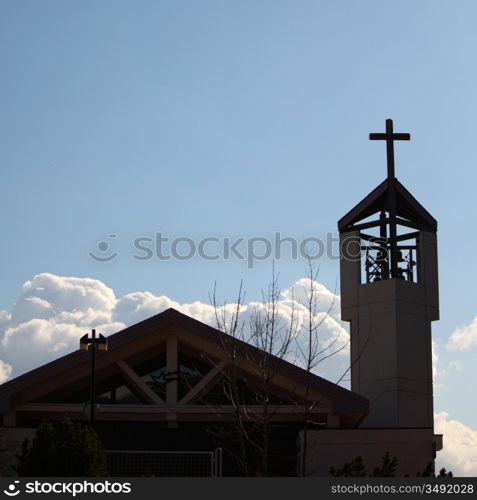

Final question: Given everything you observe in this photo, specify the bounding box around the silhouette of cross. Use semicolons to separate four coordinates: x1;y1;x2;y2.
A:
369;119;410;179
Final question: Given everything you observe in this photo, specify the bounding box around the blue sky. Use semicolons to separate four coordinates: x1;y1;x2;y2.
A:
1;1;477;473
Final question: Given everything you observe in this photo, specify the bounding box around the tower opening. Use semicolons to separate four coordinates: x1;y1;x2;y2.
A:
360;211;418;284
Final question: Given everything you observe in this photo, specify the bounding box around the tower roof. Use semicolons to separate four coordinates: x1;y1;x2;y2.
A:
337;177;437;233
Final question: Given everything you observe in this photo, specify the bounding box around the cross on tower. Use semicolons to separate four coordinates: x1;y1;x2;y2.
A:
369;119;411;279
369;119;410;180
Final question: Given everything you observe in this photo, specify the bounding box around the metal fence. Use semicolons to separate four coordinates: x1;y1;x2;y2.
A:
106;448;223;477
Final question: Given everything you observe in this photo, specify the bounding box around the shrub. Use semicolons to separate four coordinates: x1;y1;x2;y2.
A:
15;417;108;477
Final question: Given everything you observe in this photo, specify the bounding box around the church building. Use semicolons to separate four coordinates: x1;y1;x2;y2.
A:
0;120;442;476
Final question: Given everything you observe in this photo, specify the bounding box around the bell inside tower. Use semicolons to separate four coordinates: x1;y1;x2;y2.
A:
360;210;418;284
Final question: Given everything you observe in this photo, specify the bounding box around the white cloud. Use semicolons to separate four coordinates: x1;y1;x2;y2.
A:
0;360;12;384
14;273;116;321
0;273;348;384
431;342;449;395
446;316;477;352
113;292;183;325
2;319;91;375
0;274;123;377
0;310;11;329
435;412;477;476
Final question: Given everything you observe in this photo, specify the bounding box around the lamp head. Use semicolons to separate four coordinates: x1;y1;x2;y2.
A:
79;333;89;351
98;342;108;352
98;333;108;351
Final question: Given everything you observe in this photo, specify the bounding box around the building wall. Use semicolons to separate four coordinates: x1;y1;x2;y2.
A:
340;230;437;429
299;428;439;477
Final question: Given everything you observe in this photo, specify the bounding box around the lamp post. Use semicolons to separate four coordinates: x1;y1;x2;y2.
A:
79;329;108;427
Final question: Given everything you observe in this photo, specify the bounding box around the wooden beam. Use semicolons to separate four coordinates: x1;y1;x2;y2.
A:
166;337;178;405
179;361;226;405
13;403;336;423
172;327;333;408
116;360;165;406
15;403;328;415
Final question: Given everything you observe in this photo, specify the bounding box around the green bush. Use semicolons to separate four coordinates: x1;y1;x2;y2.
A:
329;455;367;477
15;417;108;476
329;453;398;477
330;453;452;477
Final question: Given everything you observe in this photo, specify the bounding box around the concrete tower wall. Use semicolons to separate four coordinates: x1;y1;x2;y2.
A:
340;230;438;429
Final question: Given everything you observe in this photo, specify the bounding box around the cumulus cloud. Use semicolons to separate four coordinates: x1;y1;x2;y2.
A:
0;273;348;384
0;360;12;384
446;316;477;352
0;274;122;377
435;412;477;476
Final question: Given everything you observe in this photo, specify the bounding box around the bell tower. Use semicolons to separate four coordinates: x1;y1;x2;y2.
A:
338;119;438;429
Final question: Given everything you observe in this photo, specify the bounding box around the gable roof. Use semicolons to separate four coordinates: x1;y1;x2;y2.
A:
0;308;368;420
338;178;437;233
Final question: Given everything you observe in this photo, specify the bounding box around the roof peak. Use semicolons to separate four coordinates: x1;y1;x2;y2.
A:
338;177;437;233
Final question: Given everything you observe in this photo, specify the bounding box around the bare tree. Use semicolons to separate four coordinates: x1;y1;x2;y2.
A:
296;256;348;476
210;260;360;477
248;263;298;476
210;266;299;476
209;280;251;476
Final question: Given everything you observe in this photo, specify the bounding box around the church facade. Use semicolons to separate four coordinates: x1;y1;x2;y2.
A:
0;307;368;476
0;119;442;476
